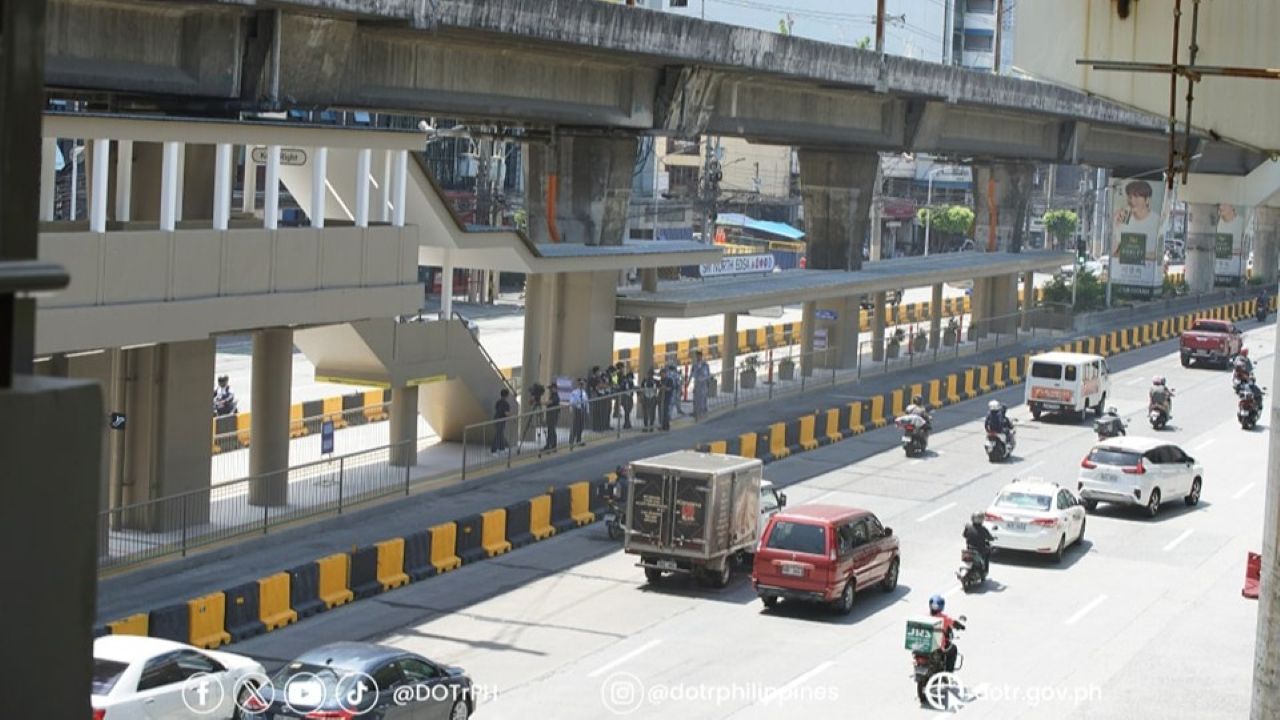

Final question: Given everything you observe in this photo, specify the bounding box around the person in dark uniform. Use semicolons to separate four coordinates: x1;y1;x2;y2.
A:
659;365;677;431
618;369;635;429
543;383;561;450
640;369;659;431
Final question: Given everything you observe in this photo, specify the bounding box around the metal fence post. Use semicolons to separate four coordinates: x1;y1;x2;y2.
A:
338;456;345;515
263;493;269;534
461;430;468;482
181;500;188;557
405;447;411;495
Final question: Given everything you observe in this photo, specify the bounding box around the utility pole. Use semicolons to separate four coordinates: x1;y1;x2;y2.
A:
1256;322;1280;719
875;0;886;56
700;136;721;244
993;0;1005;73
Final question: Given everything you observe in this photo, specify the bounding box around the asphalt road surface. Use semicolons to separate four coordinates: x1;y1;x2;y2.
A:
233;319;1272;719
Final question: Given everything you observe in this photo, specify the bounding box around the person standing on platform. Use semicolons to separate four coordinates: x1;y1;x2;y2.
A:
691;351;711;419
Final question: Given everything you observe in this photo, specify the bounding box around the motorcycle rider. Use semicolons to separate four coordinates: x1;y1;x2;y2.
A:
1095;406;1125;437
1233;348;1255;388
928;594;965;673
906;394;933;433
1149;376;1174;419
983;400;1013;446
212;375;237;416
962;512;995;581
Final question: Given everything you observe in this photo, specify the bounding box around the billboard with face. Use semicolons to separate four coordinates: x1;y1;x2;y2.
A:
1109;178;1167;298
1213;203;1246;285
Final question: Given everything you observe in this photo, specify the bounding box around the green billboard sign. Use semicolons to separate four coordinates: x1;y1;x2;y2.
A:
1117;233;1146;265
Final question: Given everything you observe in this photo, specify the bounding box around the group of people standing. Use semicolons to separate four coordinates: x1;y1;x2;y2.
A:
488;350;718;455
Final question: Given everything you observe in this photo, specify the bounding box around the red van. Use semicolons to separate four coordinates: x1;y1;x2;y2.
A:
751;505;900;614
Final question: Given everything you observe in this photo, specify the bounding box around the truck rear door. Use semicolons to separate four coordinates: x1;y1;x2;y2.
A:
629;470;672;550
670;473;711;554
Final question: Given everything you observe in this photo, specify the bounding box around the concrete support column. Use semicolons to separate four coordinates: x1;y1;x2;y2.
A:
800;301;817;377
40;138;56;221
90;139;110;233
263;145;281;230
181;145;217;222
248;328;293;507
638;268;658;379
525;136;637;245
972;163;1034;252
242;146;257;214
721;312;738;393
380;149;394;223
115;139;133;223
388;385;419;467
115;340;215;528
309;147;328;229
1253;306;1280;715
1185;203;1218;293
797;149;878;269
1254;207;1280;285
213;143;233;231
159;141;180;232
522;273;554;390
440;251;454;319
872;291;887;362
556;271;617;379
174;144;186;222
989;273;1020;335
974;277;994;339
392;150;408;227
1021;272;1034;332
929;283;944;348
813;296;859;369
355;148;371;228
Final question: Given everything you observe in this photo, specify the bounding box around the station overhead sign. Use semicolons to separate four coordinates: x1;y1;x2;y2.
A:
699;254;776;278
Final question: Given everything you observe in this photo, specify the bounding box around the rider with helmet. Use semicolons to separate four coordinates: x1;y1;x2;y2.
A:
1234;348;1255;387
962;512;995;579
213;375;237;416
1149;375;1173;418
928;594;965;672
983;400;1013;441
905;394;933;432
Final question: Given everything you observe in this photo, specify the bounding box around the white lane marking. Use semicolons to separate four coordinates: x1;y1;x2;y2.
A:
1126;376;1148;386
1022;460;1045;475
1065;594;1108;626
587;640;662;678
1163;529;1195;552
1233;482;1257;499
917;502;957;523
943;584;964;598
1192;438;1216;451
761;661;835;704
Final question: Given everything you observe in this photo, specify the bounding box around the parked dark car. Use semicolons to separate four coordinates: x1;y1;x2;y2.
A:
245;641;473;720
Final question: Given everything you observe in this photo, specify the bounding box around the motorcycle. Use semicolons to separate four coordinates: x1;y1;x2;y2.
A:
983;427;1015;463
1233;368;1256;393
957;548;988;592
1257;301;1268;323
1094;412;1127;440
911;618;965;705
1148;403;1169;430
602;494;626;540
897;415;929;458
1238;386;1266;430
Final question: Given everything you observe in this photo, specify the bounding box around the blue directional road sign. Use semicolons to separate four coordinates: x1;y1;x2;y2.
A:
321;420;335;455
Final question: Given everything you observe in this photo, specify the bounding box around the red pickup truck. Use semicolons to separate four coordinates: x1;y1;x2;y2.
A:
1179;319;1242;368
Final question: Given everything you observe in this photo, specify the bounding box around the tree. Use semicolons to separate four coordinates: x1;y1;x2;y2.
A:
1043;267;1105;311
917;205;974;236
855;36;872;50
1043;209;1079;252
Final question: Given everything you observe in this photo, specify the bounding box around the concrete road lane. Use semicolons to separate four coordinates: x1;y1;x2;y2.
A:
232;322;1273;719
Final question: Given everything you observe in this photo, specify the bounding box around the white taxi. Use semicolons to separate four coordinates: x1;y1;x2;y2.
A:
93;635;265;719
983;479;1087;563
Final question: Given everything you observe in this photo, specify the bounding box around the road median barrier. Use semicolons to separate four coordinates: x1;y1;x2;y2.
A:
481;510;513;557
107;613;148;637
223;581;265;642
257;572;298;630
375;538;411;591
403;530;438;581
456;514;487;564
504;501;535;550
429;523;463;573
287;561;324;619
316;553;355;609
187;592;231;649
570;481;596;526
147;603;188;643
349;545;382;599
529;495;557;540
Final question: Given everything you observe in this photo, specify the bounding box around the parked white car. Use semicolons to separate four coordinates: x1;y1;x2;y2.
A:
983;479;1087;563
93;635;265;720
1078;436;1204;517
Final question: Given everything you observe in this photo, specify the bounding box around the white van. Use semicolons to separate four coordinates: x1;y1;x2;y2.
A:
1024;351;1111;421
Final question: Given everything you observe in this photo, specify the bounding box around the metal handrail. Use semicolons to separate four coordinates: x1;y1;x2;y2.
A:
453;309;518;396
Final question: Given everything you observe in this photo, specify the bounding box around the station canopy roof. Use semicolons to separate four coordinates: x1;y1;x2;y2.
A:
715;213;805;240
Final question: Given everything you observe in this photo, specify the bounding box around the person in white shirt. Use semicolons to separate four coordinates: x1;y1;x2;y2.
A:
569;378;589;446
691;351;711;419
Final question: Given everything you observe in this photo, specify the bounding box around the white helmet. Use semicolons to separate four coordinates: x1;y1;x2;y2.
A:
1153;375;1166;386
988;400;1001;411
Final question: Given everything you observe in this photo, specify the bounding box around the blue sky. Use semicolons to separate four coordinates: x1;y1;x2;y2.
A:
661;0;949;61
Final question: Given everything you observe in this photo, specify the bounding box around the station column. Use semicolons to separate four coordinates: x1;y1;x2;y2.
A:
797;150;878;270
800;301;816;377
388;385;418;467
1184;203;1217;294
721;311;738;393
248;328;293;506
872;291;887;362
929;283;944;349
639;269;658;379
972;163;1034;253
1254;207;1280;285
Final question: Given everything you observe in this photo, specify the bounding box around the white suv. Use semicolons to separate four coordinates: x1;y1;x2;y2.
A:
1078;436;1203;517
983;479;1087;564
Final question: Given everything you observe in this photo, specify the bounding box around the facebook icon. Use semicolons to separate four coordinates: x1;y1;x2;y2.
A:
182;672;225;715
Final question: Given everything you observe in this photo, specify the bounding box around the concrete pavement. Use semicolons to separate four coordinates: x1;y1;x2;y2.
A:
224;320;1271;719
